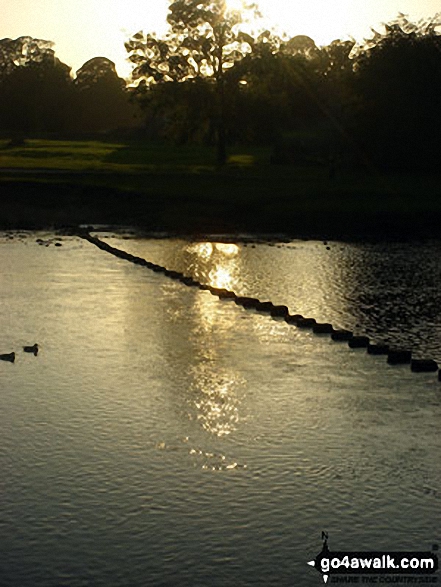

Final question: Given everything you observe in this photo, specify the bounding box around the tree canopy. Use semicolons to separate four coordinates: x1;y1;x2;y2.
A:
352;14;441;169
126;0;263;163
126;0;259;85
0;37;139;136
1;10;440;174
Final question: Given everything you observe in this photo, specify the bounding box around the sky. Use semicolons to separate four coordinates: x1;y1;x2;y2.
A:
1;0;440;78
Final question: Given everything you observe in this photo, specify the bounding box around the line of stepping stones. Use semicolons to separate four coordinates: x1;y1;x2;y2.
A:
80;232;440;380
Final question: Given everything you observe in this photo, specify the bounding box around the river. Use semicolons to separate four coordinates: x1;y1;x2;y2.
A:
1;230;440;586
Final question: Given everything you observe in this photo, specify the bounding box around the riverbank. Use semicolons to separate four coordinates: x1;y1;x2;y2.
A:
1;171;440;240
1;139;440;239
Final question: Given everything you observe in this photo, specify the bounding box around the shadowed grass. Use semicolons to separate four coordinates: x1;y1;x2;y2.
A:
0;139;441;236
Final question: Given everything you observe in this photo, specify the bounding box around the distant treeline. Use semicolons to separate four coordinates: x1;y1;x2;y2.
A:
0;37;139;137
1;5;441;171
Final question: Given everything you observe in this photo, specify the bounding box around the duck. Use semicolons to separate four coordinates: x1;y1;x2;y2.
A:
0;352;15;362
23;343;38;355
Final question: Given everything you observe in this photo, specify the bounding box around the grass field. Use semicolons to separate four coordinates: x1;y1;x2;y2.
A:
0;139;266;172
1;138;440;237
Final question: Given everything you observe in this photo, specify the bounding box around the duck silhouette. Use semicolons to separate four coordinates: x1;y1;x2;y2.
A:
23;343;38;355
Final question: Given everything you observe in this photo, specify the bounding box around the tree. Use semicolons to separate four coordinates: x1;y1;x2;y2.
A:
223;33;306;143
71;57;138;133
0;36;56;76
283;34;319;58
352;14;441;170
126;0;259;163
0;37;72;134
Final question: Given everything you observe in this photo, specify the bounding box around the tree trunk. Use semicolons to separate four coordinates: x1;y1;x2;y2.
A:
215;28;227;166
217;119;227;166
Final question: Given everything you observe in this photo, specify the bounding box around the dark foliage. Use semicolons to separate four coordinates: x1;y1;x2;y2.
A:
1;11;440;173
352;14;441;170
126;0;260;163
0;37;139;136
70;57;138;133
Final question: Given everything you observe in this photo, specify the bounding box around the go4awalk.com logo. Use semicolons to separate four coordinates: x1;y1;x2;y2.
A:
307;533;439;584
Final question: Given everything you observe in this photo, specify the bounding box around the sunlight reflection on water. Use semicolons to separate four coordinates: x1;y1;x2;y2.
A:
112;235;441;362
0;231;440;587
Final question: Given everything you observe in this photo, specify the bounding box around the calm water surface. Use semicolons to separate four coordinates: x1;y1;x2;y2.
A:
1;231;440;587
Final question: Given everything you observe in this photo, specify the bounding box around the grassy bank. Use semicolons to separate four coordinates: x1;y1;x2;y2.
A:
1;139;440;238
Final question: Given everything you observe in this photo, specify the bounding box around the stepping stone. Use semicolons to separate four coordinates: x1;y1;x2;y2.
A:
348;336;370;348
241;298;260;308
367;344;389;355
296;318;316;328
411;359;438;372
234;296;257;306
216;289;236;299
255;301;274;312
270;305;289;317
331;329;353;341
387;350;412;365
210;287;231;296
213;288;227;296
180;276;199;286
285;314;303;324
313;323;334;334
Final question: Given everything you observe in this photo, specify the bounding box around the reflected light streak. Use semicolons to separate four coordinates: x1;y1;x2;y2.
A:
193;292;223;332
187;242;214;259
186;264;246;436
215;243;240;257
181;240;246;437
190;366;244;437
186;241;241;291
209;266;234;290
188;295;246;437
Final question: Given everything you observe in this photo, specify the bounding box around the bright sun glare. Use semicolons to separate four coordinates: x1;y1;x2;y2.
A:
6;0;436;79
226;0;247;12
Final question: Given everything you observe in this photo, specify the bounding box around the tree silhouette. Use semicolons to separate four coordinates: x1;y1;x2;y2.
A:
352;14;441;170
283;35;319;58
0;36;56;74
0;37;72;134
126;0;259;163
0;38;141;137
72;57;137;133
